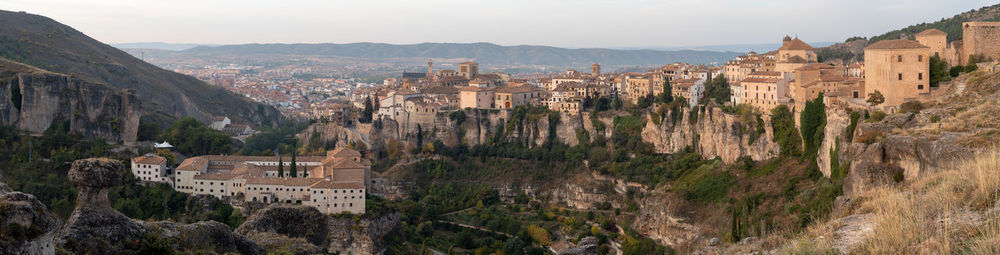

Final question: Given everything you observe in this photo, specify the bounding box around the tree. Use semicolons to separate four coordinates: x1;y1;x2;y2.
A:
155;149;176;166
290;150;297;178
799;94;826;156
361;96;374;123
705;74;731;105
278;155;285;177
658;79;673;103
866;90;885;107
416;124;424;151
771;105;802;157
928;54;950;87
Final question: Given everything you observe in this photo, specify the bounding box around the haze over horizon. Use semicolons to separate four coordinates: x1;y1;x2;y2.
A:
1;0;997;49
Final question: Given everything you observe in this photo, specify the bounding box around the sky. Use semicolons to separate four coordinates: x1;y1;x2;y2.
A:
1;0;997;49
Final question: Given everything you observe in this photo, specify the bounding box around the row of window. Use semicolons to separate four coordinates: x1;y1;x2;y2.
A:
897;73;924;81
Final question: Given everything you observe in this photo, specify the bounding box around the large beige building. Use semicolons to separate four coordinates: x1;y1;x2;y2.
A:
741;71;791;111
173;147;370;214
494;85;543;109
915;29;958;66
864;39;931;108
459;86;496;109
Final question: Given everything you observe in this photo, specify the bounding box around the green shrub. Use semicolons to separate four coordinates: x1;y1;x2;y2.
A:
899;101;923;114
867;110;886;122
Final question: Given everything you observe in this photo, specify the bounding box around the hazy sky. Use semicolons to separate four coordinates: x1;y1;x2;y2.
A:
2;0;996;48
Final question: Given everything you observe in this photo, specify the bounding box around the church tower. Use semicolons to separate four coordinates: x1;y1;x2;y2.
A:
591;63;601;77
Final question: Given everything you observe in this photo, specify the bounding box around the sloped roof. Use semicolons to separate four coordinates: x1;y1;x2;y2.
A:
916;29;947;36
177;157;209;172
327;147;361;159
780;38;814;51
865;39;929;50
133;155;167;165
496;85;542;94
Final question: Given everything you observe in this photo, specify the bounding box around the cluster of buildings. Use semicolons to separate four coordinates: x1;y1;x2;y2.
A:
722;21;1000;115
353;60;721;119
131;147;371;214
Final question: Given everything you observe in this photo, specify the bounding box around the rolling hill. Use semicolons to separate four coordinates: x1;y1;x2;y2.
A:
0;10;284;128
180;42;742;67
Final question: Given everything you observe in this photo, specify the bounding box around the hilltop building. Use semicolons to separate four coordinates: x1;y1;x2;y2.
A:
863;39;931;108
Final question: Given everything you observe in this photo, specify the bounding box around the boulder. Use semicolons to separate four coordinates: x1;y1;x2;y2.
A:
558;236;600;255
0;179;62;254
235;205;329;254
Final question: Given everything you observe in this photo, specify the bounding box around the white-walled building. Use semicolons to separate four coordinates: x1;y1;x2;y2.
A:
173;147;371;214
131;154;172;186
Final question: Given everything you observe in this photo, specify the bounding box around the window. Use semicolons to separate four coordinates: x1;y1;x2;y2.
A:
898;73;903;80
897;55;903;62
918;85;924;90
918;55;923;62
919;73;923;80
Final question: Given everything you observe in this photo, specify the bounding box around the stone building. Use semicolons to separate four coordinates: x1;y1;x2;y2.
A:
863;39;931;108
458;62;479;78
741;71;791;111
459;86;496;109
960;22;1000;65
775;36;817;73
130;154;171;186
494;85;543;109
915;28;958;66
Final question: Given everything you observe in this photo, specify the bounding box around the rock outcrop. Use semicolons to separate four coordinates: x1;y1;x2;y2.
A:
54;158;263;254
327;212;401;255
236;205;329;254
0;69;139;145
0;178;62;255
558;236;600;255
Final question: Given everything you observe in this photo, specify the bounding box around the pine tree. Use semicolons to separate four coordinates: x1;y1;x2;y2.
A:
278;156;284;177
290;151;298;178
658;79;673;103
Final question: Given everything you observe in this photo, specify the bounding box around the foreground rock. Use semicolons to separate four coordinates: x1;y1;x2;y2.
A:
0;178;62;254
54;158;263;254
236;205;329;254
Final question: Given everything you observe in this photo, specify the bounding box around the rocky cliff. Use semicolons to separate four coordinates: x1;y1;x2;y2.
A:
360;105;775;164
54;158;263;254
236;205;330;254
641;105;780;164
1;64;139;144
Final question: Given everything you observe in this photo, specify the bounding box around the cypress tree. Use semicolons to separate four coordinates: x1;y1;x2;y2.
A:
278;156;284;177
290;150;298;178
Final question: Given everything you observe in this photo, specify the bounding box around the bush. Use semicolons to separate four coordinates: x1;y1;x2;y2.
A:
683;172;736;203
867;110;887;122
771;105;802;157
899;101;923;114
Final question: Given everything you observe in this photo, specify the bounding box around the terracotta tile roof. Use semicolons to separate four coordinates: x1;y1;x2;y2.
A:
310;181;365;189
177;157;209;172
460;86;492;92
325;158;366;169
246;177;286;185
865;39;929;50
779;38;814;51
133;155;167;165
741;77;779;83
496;85;542;94
285;178;324;186
916;29;947;36
327;147;361;159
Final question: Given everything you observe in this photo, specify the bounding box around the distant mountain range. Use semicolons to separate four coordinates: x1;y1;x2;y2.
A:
0;10;285;127
162;42;742;68
112;42;216;51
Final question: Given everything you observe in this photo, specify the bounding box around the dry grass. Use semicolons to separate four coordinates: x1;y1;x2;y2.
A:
765;149;1000;254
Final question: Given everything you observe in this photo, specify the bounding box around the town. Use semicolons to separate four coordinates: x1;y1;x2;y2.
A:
130;22;1000;217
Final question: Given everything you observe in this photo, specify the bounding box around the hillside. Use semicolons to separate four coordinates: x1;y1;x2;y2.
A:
0;10;284;128
870;3;1000;43
180;42;742;67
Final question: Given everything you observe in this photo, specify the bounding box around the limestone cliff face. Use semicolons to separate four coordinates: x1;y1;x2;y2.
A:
817;103;852;177
641;105;780;164
633;192;702;247
236;205;330;254
0;73;139;145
